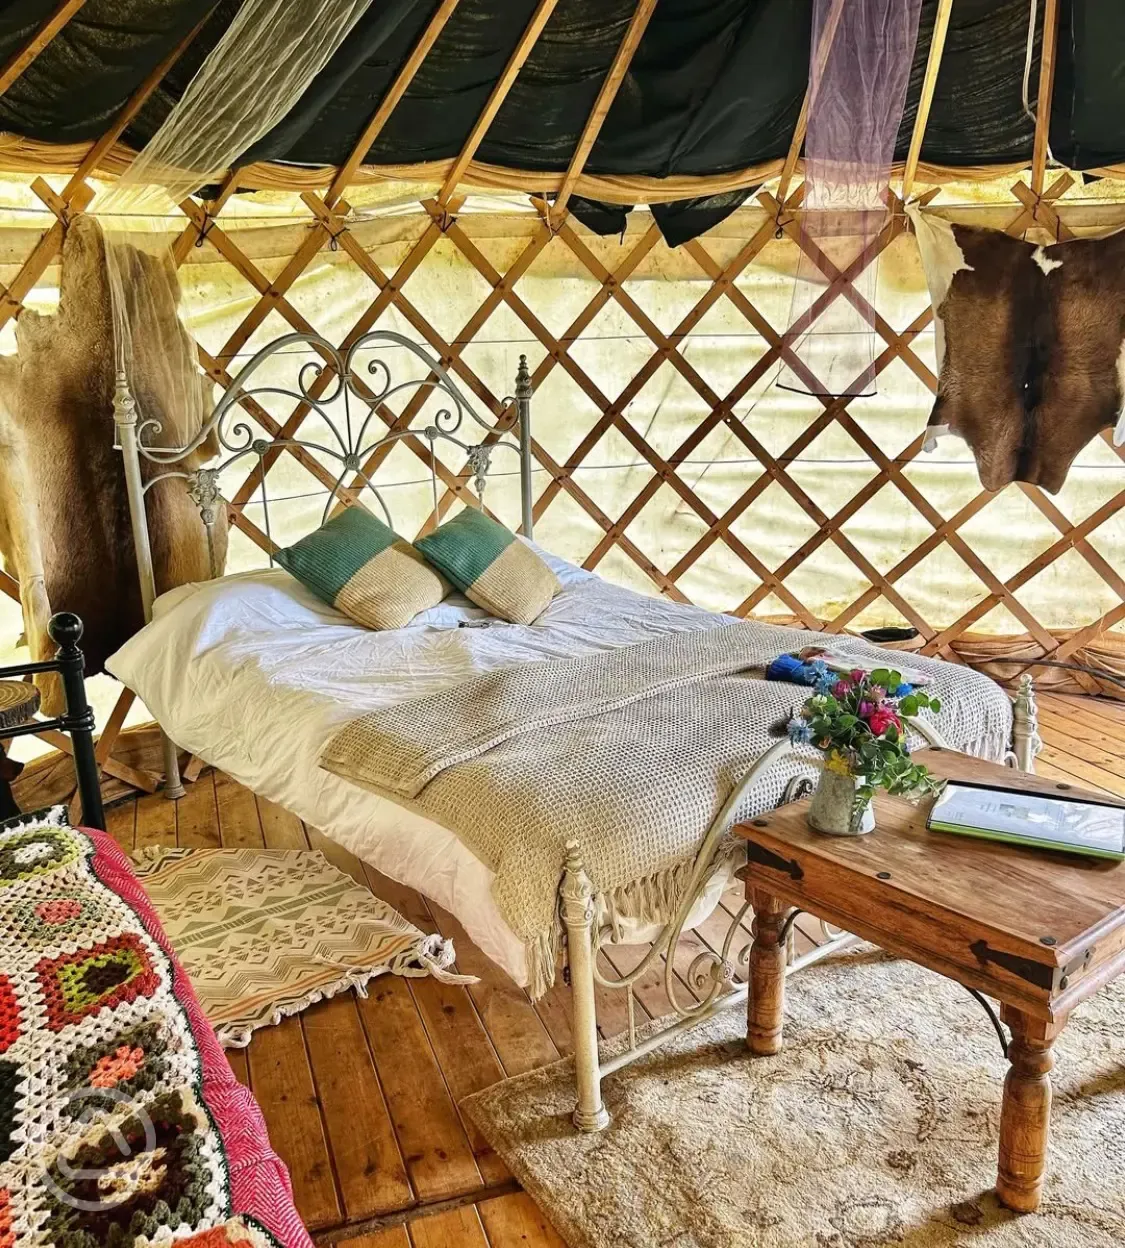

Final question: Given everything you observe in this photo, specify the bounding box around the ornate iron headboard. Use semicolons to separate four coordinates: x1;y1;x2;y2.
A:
112;329;534;795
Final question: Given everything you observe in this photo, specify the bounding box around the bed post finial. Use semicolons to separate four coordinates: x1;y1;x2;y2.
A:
1011;674;1041;774
515;355;533;540
561;839;610;1132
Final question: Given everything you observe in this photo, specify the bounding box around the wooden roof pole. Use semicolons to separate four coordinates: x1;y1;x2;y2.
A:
64;6;221;197
1031;0;1059;197
326;0;463;209
551;0;658;226
437;0;562;207
902;0;953;201
0;0;87;100
776;0;847;206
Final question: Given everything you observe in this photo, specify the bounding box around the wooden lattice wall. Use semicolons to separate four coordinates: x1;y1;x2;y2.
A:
3;171;1125;692
2;0;1125;804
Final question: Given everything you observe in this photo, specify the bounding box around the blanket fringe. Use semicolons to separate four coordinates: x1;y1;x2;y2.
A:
528;842;742;1000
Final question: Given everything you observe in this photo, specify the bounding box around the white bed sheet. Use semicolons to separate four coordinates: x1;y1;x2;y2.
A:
107;550;738;985
107;546;1013;987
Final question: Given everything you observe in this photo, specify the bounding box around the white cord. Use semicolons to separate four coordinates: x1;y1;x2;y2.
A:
1022;0;1056;166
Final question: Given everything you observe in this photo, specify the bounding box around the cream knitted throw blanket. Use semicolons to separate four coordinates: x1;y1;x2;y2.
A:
320;622;1011;996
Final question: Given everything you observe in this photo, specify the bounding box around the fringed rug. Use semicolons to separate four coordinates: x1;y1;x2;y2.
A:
465;948;1125;1248
134;847;471;1047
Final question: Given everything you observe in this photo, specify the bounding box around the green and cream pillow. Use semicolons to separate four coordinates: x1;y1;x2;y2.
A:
276;507;450;631
414;508;559;625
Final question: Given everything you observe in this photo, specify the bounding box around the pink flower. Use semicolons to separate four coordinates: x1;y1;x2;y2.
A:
858;701;874;718
832;680;851;698
868;707;901;737
850;669;867;684
869;685;886;703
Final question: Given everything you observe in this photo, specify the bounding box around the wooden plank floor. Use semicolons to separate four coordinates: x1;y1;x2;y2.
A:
14;693;1125;1245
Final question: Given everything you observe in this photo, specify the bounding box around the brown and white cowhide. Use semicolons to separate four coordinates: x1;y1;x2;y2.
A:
909;204;1125;493
0;215;226;712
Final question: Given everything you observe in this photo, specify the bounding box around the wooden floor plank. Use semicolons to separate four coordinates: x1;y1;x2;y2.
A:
408;1204;489;1248
407;976;510;1188
477;1191;567;1248
214;771;265;848
427;903;559;1078
1033;755;1117;797
1038;744;1125;798
134;790;176;852
224;1047;251;1088
336;1229;411;1248
103;799;136;853
307;824;368;885
258;795;310;849
246;1015;341;1231
301;993;414;1220
365;868;438;934
175;771;221;848
357;975;483;1204
1038;712;1125;772
1046;692;1125;724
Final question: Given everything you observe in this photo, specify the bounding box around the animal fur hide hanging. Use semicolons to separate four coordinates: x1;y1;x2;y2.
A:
0;215;227;712
909;204;1125;493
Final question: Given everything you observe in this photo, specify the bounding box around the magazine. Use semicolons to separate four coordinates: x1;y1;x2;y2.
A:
928;783;1125;860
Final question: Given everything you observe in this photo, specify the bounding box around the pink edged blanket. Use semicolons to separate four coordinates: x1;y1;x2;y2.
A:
0;807;312;1248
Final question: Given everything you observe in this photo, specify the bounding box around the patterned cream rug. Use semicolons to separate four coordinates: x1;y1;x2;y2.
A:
465;948;1125;1247
134;847;471;1046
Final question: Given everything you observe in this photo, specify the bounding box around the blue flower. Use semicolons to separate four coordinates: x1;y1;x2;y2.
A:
787;717;813;745
810;661;835;695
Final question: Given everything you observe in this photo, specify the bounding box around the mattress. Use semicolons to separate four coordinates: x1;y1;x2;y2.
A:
106;546;1013;987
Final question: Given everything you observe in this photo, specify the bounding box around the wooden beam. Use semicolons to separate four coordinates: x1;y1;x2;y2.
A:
0;0;86;100
902;0;953;200
1031;0;1059;196
437;0;561;206
64;6;220;197
552;0;658;223
326;0;463;209
777;0;847;205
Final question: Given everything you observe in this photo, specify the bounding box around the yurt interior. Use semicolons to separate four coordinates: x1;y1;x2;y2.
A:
2;2;1125;1246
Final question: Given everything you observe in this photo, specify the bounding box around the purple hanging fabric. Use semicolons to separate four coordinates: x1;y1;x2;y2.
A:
779;0;923;399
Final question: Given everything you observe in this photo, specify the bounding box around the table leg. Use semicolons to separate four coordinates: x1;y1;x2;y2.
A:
996;1006;1062;1212
747;888;788;1055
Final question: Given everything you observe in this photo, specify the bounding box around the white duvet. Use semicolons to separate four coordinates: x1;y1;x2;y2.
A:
107;547;1012;986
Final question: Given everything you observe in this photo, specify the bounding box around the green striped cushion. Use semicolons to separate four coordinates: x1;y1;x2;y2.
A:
276;507;449;631
413;508;559;625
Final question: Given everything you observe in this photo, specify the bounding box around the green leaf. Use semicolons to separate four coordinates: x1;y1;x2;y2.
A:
899;695;919;717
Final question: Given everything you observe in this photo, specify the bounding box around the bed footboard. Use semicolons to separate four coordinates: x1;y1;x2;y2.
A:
560;678;1039;1132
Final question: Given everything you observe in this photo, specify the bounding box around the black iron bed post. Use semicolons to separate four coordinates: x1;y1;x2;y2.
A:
516;353;533;539
48;613;106;832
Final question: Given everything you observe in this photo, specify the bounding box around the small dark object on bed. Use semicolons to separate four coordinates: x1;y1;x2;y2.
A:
861;627;919;644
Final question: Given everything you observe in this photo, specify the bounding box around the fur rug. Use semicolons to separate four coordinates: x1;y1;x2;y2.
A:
466;947;1125;1247
0;216;226;710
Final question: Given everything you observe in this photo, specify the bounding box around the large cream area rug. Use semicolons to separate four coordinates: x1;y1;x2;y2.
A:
134;847;470;1046
465;948;1125;1248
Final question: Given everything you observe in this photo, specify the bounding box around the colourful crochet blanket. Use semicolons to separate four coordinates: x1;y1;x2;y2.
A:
0;808;311;1248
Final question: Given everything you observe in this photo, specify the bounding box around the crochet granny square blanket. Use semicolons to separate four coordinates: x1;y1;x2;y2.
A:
0;808;311;1248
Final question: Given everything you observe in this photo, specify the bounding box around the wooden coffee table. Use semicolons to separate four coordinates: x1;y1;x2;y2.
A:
735;748;1125;1213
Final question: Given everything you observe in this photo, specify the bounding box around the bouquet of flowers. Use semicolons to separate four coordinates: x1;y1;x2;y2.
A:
783;665;944;814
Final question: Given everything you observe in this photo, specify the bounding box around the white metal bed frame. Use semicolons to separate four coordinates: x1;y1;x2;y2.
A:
113;330;1043;1134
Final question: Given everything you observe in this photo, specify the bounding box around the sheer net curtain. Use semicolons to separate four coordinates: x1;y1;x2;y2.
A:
779;0;922;399
95;0;378;446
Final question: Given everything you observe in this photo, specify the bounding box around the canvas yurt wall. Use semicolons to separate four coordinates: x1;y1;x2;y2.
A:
2;0;1125;778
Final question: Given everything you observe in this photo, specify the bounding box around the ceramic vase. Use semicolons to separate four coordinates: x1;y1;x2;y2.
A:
807;767;875;836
